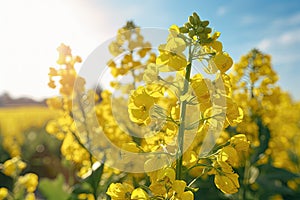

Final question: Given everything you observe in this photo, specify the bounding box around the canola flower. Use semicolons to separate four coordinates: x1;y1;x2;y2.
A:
156;26;187;72
47;12;253;200
16;173;39;193
128;86;158;125
0;157;39;200
108;12;247;198
1;156;26;177
46;43;96;177
227;49;300;199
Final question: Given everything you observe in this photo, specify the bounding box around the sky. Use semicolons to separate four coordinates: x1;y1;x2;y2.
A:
1;0;300;100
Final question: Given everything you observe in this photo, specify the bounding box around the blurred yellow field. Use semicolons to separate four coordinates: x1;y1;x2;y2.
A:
0;106;59;157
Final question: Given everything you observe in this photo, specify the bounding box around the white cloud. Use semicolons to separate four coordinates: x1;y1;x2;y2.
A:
257;28;300;52
272;12;300;27
240;15;256;25
278;29;300;45
257;39;272;51
216;6;228;16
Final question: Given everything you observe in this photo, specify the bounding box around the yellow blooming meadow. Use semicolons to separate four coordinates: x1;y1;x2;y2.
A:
0;106;58;157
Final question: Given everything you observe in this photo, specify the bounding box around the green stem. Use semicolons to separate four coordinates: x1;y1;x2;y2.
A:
187;168;209;187
240;50;257;199
241;158;250;200
72;92;94;165
176;45;193;180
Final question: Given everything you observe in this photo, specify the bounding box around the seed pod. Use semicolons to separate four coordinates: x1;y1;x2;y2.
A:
204;27;212;33
179;27;189;33
201;20;209;27
189;16;196;25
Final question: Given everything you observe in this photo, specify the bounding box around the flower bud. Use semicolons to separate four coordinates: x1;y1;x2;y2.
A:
189;30;195;38
201;20;209;27
193;12;201;24
197;26;204;33
204;27;212;33
179;27;189;33
189;16;196;25
184;22;192;29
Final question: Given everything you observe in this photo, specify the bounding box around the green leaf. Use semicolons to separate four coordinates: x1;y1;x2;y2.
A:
71;182;93;195
84;162;104;196
38;174;70;200
70;161;105;199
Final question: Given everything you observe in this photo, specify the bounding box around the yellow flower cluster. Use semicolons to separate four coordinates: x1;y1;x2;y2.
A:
208;134;249;194
107;167;194;200
228;49;300;198
147;168;193;200
46;23;158;177
96;91;134;149
46;43;95;177
230;49;279;146
0;157;38;200
106;133;250;199
157;26;187;71
48;44;84;96
108;21;155;78
1;156;26;177
17;173;39;193
119;13;246;196
107;183;147;200
267;93;300;172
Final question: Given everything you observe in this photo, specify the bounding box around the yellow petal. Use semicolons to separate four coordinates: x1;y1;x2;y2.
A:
173;180;186;195
220;146;239;166
156;167;176;183
131;188;149;200
211;41;223;52
214;174;239;194
230;134;250;151
181;191;194;200
165;37;186;53
213;53;233;73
